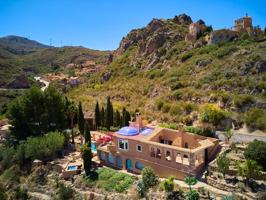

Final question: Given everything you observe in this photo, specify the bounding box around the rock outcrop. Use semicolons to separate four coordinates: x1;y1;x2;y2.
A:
173;13;192;25
7;74;30;89
208;29;238;44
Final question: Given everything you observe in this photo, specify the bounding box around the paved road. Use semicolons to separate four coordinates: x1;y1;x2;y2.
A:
34;76;50;91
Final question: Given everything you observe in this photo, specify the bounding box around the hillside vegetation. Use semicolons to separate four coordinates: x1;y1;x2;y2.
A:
67;14;266;131
0;36;111;88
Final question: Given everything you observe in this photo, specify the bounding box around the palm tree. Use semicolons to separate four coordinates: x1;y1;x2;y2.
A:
67;102;77;144
184;176;197;192
224;129;234;144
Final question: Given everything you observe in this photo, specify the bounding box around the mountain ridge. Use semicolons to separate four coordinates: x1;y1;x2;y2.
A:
66;14;266;131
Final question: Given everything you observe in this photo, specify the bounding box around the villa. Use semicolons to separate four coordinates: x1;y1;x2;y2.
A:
96;114;220;179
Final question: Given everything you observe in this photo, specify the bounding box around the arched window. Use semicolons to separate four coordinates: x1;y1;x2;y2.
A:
184;142;189;148
108;153;114;165
176;153;182;163
135;161;144;170
117;156;123;168
100;151;106;161
166;150;171;161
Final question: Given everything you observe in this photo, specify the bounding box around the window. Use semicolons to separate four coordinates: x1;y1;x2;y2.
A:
118;139;129;150
184;142;189;148
136;144;142;152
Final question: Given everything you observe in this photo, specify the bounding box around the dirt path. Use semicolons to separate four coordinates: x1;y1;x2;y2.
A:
28;192;52;200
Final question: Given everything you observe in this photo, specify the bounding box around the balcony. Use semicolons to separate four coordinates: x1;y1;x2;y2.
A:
107;143;116;153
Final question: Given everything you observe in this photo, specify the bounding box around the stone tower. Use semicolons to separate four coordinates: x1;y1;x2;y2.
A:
234;14;253;34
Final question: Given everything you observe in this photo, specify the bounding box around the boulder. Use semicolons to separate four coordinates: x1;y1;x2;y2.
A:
255;60;266;73
208;29;238;45
143;33;166;55
146;19;165;34
101;71;112;82
196;59;212;68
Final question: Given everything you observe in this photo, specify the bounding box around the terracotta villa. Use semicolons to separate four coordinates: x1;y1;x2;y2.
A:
96;114;220;179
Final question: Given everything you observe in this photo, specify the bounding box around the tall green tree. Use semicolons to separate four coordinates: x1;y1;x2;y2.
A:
121;107;126;127
8;86;67;140
67;102;77;144
110;101;114;127
237;160;262;185
114;110;121;127
44;86;67;132
82;144;93;176
84;121;91;147
125;110;131;126
184;176;198;200
78;102;85;135
101;107;105;127
95;101;101;128
105;97;112;130
217;153;230;179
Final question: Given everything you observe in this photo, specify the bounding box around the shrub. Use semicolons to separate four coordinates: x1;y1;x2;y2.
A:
217;153;230;179
57;182;75;200
186;190;200;200
155;99;164;110
180;52;193;62
14;186;28;200
162;103;171;113
172;90;182;100
25;131;65;160
159;123;178;130
234;94;254;109
160;176;175;192
169;104;183;116
136;180;146;198
0;184;7;200
142;167;159;189
212;46;237;58
200;104;228;126
244;140;266;170
244;108;266;131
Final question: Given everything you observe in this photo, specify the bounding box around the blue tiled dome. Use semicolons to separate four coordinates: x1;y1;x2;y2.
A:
118;127;138;136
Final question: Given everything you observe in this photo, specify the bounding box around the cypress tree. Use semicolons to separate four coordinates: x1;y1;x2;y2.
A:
82;144;93;176
122;107;126;127
101;107;105;127
105;97;112;130
125;110;131;126
115;110;121;127
78;102;85;135
84;121;92;147
95;101;101;128
110;101;114;127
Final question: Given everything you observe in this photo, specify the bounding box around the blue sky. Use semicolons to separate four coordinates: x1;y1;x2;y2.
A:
0;0;265;50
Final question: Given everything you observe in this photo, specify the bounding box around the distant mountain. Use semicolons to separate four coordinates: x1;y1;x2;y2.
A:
0;36;111;88
0;35;50;55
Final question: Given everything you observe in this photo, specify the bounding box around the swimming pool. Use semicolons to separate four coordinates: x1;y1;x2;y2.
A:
91;143;97;154
67;165;77;171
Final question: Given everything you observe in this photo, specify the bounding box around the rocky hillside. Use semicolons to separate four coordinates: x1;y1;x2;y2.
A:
0;36;111;88
67;14;266;131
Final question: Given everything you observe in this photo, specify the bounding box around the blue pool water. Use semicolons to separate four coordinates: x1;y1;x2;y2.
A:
140;128;154;135
91;143;97;154
67;165;77;171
